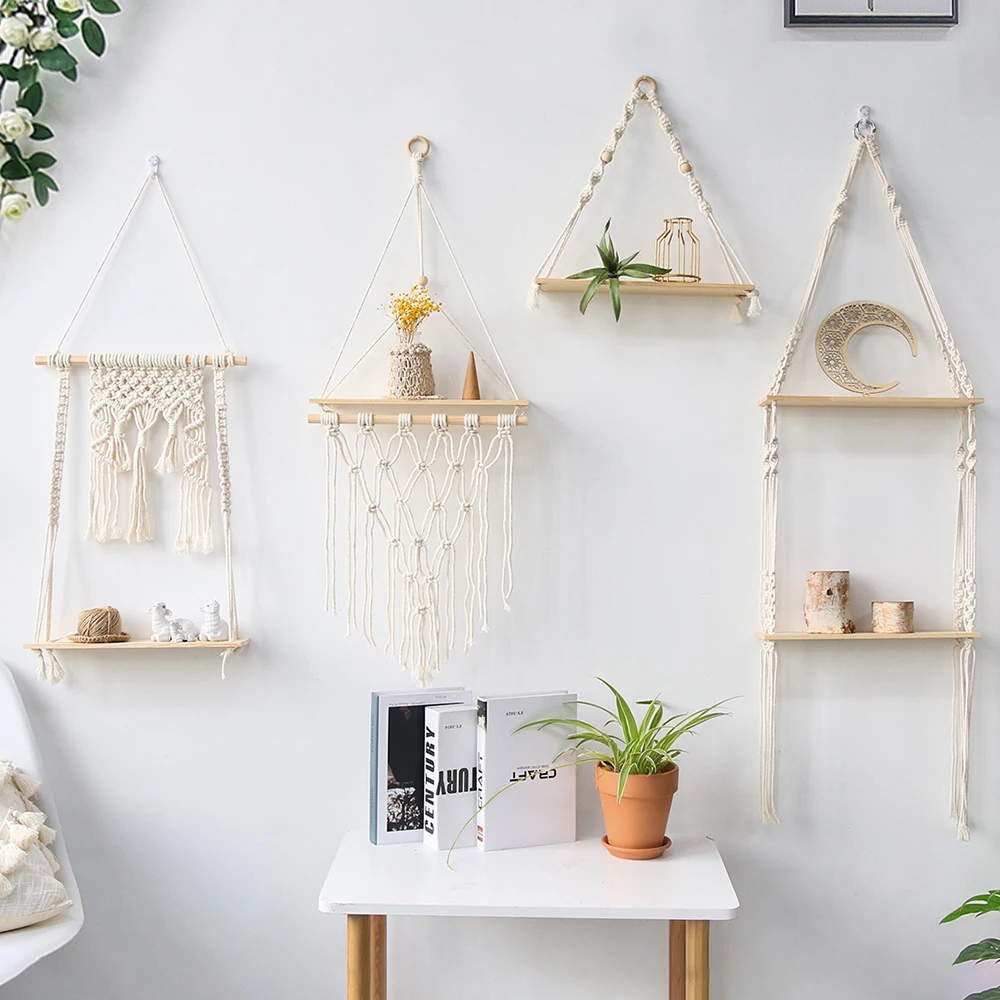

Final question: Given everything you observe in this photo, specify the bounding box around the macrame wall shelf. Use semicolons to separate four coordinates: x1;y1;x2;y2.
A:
310;137;528;687
529;76;759;314
28;156;249;681
758;109;981;840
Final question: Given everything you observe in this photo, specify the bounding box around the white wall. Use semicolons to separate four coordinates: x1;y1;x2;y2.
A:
2;2;998;997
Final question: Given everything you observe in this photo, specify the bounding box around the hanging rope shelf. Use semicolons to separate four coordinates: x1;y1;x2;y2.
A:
529;76;759;314
28;156;249;681
758;108;981;840
310;137;528;686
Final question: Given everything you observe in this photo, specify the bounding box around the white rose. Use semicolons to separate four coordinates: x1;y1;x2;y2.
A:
29;25;59;51
1;191;30;222
0;14;31;48
54;0;85;10
0;108;32;142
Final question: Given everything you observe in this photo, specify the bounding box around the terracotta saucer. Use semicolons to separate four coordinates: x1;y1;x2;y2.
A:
600;835;671;860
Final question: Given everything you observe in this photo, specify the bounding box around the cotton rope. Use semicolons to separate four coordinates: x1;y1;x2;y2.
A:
317;142;523;684
760;112;977;838
528;79;760;319
34;160;243;683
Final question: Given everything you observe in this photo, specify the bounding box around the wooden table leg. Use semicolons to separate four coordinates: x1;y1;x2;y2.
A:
684;920;709;1000
347;914;372;1000
370;914;387;1000
668;920;686;1000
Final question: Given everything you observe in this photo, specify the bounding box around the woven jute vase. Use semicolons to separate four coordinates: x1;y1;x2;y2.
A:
596;762;678;860
388;342;436;398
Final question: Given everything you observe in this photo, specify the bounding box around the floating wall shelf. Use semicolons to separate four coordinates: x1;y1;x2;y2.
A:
25;639;251;652
759;395;984;409
535;278;754;299
756;631;980;642
309;398;529;426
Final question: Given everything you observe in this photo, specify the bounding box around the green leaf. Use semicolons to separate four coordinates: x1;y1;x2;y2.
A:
623;263;671;276
564;267;607;280
1;158;31;180
0;64;19;82
90;0;121;11
609;276;621;321
578;271;607;315
34;170;58;191
17;63;38;89
26;151;56;170
943;892;1000;924
33;171;52;205
965;990;1000;1000
31;123;54;140
81;17;105;56
18;82;43;115
36;46;77;73
598;678;638;742
616;760;635;803
955;939;1000;965
61;64;78;81
56;18;80;38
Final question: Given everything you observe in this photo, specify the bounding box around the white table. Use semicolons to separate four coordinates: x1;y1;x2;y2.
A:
318;831;739;999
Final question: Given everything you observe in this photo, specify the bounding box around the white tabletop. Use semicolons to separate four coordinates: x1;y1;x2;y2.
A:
318;831;739;921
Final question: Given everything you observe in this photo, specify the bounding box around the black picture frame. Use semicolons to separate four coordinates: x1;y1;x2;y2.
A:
784;0;958;26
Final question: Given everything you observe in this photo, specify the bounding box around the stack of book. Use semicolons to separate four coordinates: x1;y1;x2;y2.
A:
369;688;576;851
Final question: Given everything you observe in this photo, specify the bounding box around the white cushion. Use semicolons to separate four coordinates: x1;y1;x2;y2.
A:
0;762;71;933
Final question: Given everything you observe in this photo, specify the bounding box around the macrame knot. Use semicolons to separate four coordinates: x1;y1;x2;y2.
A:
321;410;340;430
350;465;361;476
378;459;391;470
452;462;463;471
432;501;444;511
462;502;473;512
368;503;379;514
414;537;425;547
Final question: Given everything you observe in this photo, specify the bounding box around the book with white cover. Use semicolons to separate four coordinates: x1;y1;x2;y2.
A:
476;691;577;852
369;687;473;845
423;704;478;851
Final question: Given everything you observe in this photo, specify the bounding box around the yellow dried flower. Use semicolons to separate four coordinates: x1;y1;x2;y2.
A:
387;284;441;342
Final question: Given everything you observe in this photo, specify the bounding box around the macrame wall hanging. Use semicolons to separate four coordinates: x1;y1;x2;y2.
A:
757;108;981;839
528;75;760;318
29;156;248;684
309;137;528;687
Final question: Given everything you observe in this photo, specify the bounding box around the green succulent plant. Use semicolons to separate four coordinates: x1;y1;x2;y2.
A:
565;219;669;321
942;890;1000;999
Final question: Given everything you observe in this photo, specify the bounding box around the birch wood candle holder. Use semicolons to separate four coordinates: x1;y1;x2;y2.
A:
872;601;915;633
803;570;856;634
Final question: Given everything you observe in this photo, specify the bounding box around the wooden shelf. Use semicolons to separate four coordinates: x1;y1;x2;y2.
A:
35;355;247;367
309;398;529;427
759;395;984;409
757;631;979;641
24;639;251;651
536;278;754;298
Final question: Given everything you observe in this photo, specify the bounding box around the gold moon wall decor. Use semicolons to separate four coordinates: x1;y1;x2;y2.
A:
814;301;917;395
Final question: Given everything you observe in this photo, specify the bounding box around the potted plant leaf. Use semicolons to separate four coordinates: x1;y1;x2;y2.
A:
942;889;1000;999
565;220;669;321
520;679;729;860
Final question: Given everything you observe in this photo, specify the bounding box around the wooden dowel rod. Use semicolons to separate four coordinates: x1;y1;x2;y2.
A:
370;915;387;1000
308;413;528;426
346;914;371;1000
685;920;709;1000
35;355;248;367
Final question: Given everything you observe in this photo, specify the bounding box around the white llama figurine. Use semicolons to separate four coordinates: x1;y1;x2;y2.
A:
148;603;173;642
168;618;199;643
198;600;229;642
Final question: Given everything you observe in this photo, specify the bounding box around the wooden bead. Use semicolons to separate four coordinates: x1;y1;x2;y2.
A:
601;151;613;164
679;161;692;175
417;275;428;287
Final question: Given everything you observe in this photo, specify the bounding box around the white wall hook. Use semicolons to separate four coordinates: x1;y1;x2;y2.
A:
147;154;160;174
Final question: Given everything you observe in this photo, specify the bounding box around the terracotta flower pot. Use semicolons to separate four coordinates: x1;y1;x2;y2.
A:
595;761;678;860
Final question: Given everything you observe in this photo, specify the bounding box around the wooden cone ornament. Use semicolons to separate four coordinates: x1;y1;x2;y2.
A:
462;352;481;400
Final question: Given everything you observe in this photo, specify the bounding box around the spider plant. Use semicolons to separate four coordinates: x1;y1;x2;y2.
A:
518;678;730;802
942;890;1000;1000
565;219;669;321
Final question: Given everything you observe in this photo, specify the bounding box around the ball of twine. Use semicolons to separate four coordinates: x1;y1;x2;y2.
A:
70;606;130;643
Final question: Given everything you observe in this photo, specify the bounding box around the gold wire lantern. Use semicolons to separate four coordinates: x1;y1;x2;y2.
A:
654;217;701;283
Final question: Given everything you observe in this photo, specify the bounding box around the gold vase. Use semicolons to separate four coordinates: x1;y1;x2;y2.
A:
654;217;701;283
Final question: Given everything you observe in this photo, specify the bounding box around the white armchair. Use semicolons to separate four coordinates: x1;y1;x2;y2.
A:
0;663;83;985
